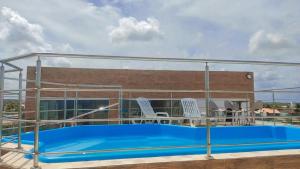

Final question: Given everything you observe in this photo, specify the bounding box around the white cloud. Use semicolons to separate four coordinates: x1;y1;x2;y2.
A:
160;0;300;34
0;1;122;56
43;43;73;67
56;43;74;53
109;17;163;43
0;1;299;96
44;57;72;67
0;24;9;40
0;7;53;55
249;30;295;54
0;7;74;67
256;69;283;82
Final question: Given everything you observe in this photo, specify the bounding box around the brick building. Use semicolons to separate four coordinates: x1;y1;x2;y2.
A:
25;67;254;122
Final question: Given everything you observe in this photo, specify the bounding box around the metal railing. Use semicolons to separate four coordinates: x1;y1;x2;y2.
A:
0;53;300;169
2;116;300;159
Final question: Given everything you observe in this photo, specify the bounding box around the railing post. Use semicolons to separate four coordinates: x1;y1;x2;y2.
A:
272;91;276;126
129;92;132;121
170;92;173;118
32;57;41;169
17;71;22;149
0;64;5;161
205;62;212;159
75;90;78;126
246;93;250;125
119;88;123;124
63;86;67;127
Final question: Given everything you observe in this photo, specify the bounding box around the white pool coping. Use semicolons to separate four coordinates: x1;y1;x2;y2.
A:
1;142;300;169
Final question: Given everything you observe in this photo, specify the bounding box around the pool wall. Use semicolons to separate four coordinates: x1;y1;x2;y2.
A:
19;124;300;144
10;124;300;163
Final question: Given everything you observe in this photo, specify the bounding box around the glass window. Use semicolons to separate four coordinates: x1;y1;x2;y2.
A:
77;100;109;121
150;100;182;117
40;100;64;120
66;100;75;119
122;100;141;118
40;99;109;124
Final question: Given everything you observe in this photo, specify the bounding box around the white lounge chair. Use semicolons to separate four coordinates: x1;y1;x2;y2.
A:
134;97;170;124
224;100;237;125
224;100;248;125
181;98;206;126
210;100;226;124
241;102;251;125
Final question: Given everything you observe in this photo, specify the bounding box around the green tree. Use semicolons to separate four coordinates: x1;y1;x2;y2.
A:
295;104;300;113
4;101;19;112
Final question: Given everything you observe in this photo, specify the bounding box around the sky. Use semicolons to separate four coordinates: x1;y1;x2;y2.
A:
0;0;300;102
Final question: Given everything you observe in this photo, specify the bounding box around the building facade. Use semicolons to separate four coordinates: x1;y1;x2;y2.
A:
25;67;254;123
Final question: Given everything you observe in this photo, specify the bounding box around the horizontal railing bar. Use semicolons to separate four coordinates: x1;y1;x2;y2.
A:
4;77;27;81
71;103;119;120
41;144;206;155
0;116;297;124
40;88;207;92
3;79;300;94
1;118;36;122
3;61;22;70
4;77;98;89
4;69;20;73
38;98;247;102
36;88;300;93
3;135;17;139
37;108;239;113
30;80;123;88
0;53;36;62
212;140;300;147
256;86;300;92
1;137;18;146
2;115;300;124
0;88;35;92
39;109;111;113
1;87;300;94
0;61;22;70
3;52;300;67
3;112;19;114
40;139;300;156
2;125;36;131
5;76;120;88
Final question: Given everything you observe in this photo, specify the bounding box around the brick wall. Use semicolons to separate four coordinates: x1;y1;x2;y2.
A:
25;67;254;120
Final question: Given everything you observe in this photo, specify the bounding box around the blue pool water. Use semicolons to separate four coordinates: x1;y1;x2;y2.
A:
12;124;300;163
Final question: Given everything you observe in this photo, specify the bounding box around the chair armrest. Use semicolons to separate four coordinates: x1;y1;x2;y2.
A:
156;112;169;117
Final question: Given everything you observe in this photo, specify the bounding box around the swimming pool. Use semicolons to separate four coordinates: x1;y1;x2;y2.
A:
15;124;300;163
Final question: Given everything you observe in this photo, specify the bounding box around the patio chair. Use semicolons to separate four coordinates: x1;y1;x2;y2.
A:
210;100;226;125
181;98;206;127
133;97;170;124
224;100;241;125
241;102;251;125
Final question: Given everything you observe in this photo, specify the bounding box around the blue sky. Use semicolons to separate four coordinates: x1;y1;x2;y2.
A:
0;0;300;102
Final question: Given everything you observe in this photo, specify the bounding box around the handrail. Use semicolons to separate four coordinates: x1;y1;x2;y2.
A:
2;53;300;67
2;115;299;124
70;103;119;120
1;137;18;146
2;53;300;169
2;87;300;93
39;139;300;156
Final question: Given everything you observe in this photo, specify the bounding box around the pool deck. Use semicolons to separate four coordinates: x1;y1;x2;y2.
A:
1;143;300;169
